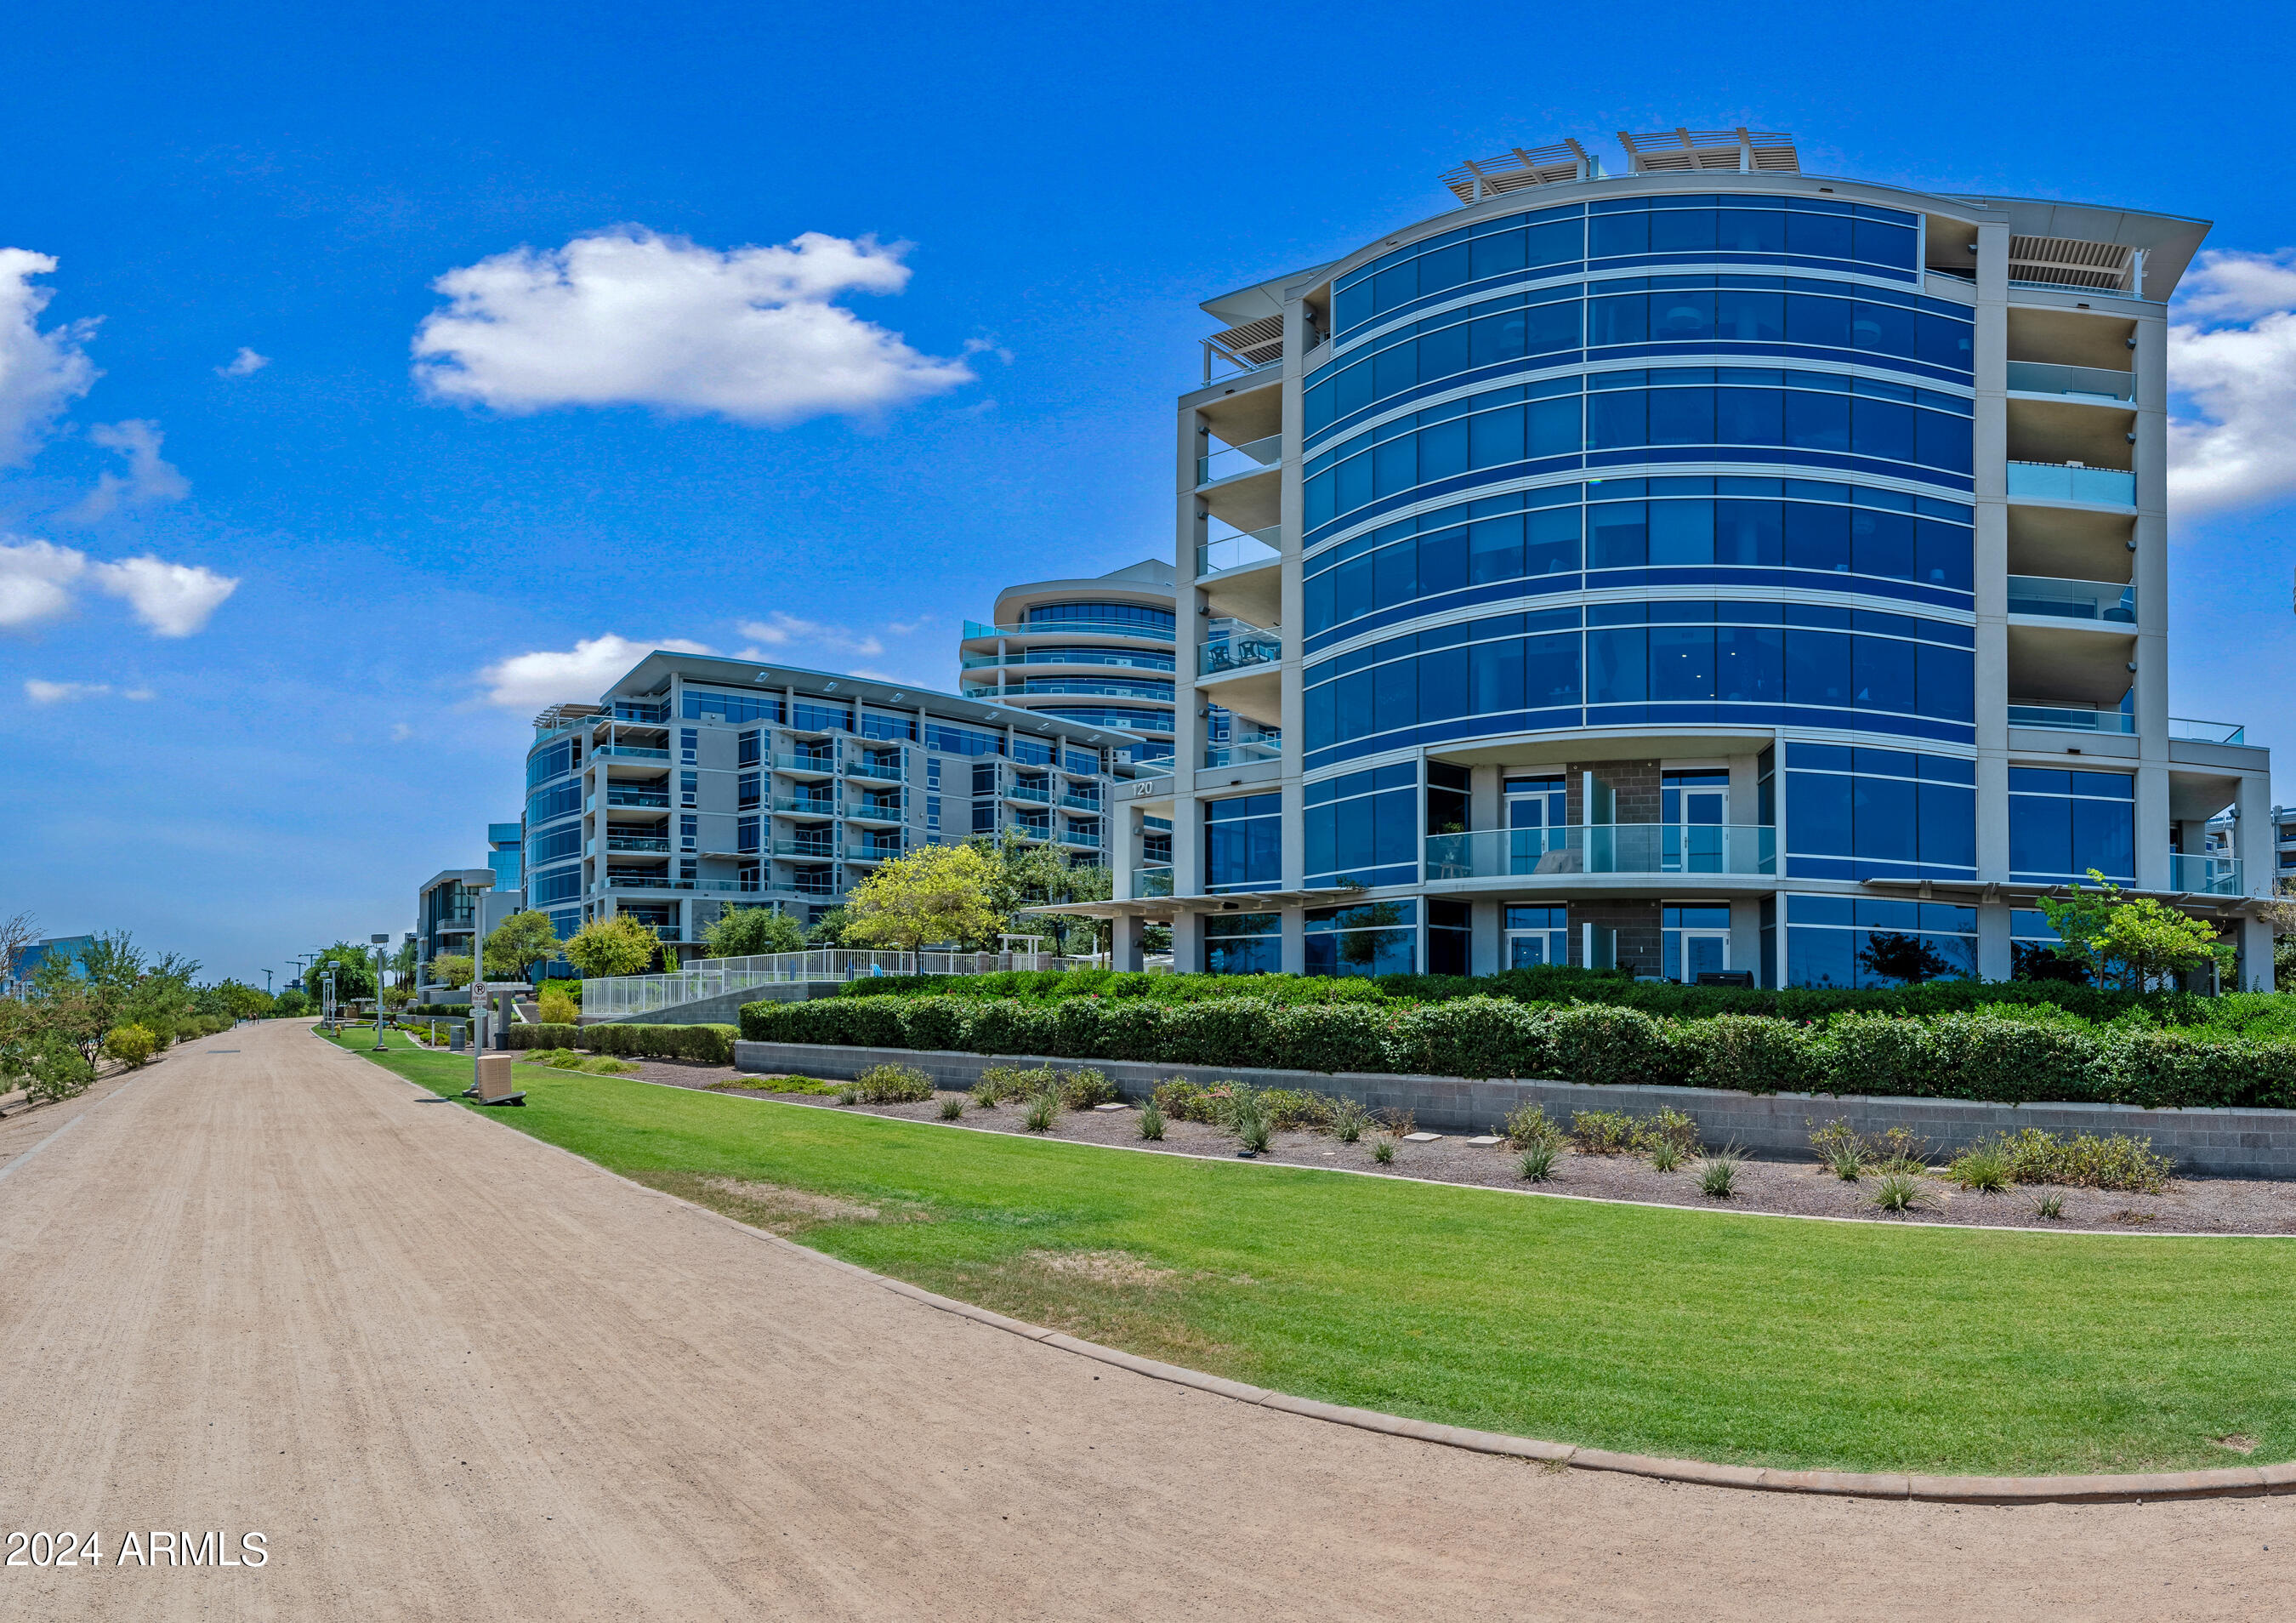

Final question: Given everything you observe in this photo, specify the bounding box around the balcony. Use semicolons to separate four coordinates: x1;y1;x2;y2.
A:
2005;361;2135;402
960;647;1174;673
773;795;838;817
611;702;670;724
2169;717;2247;745
1197;525;1282;578
2008;461;2136;507
1200;618;1282;677
598;744;670;760
1204;730;1283;769
845;800;906;825
1196;433;1282;488
964;677;1176;703
1060;829;1103;849
2006;703;2134;734
773;752;835;776
1060;793;1102;813
2169;854;2242;896
962;618;1174;644
605;836;670;853
845;844;905;864
1425;825;1777;881
1006;782;1053;805
844;760;905;786
605;790;670;808
2006;575;2135;624
771;840;834;860
1131;866;1174;898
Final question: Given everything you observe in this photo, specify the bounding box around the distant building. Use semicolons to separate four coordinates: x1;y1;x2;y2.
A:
517;650;1141;965
6;934;94;994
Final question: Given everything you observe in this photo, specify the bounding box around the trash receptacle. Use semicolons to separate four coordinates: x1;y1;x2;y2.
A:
473;1054;520;1104
450;1023;466;1052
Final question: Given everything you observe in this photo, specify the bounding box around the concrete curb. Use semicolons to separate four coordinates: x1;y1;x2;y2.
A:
329;1032;2295;1507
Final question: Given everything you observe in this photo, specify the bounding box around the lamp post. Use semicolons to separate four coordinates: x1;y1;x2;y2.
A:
369;933;391;1050
463;874;496;1094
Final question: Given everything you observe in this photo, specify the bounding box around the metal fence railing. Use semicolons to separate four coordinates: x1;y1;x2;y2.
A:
579;949;1097;1020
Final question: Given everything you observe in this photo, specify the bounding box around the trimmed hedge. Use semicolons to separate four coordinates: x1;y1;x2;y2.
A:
506;1022;737;1065
827;965;2201;1024
740;994;2296;1113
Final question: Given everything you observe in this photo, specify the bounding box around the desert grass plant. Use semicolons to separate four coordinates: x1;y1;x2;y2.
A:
1948;1145;2012;1193
1827;1143;1864;1182
969;1079;999;1109
1372;1136;1396;1165
938;1096;964;1120
835;1086;861;1105
1872;1173;1920;1213
1648;1138;1685;1174
1331;1096;1370;1144
1696;1147;1744;1199
1137;1099;1166;1141
2032;1192;2066;1221
852;1062;935;1104
1022;1093;1058;1133
1518;1142;1558;1182
1228;1090;1273;1155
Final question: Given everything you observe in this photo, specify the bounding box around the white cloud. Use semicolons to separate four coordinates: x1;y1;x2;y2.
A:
734;612;883;658
2168;250;2296;515
412;227;974;424
0;537;87;628
25;678;108;703
122;687;152;701
74;420;190;520
89;555;238;636
217;346;269;379
0;248;98;465
476;633;713;710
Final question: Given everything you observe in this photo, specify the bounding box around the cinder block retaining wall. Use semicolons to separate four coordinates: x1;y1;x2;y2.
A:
733;1040;2296;1180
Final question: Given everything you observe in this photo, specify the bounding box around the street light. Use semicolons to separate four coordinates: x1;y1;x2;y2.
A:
369;933;391;1050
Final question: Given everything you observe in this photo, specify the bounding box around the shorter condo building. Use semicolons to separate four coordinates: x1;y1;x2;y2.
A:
520;650;1134;962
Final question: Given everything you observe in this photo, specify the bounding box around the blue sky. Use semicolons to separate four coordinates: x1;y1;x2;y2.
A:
3;0;2293;986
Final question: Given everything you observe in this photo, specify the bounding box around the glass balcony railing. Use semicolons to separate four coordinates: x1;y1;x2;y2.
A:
1061;829;1103;848
2005;361;2135;401
845;800;905;823
2006;574;2135;623
2006;704;2135;734
772;752;835;773
1204;732;1282;769
2169;717;2247;745
1425;825;1777;880
2169;854;2242;896
959;648;1175;672
2007;461;2136;506
1132;866;1174;898
845;845;905;863
844;758;905;783
963;678;1176;702
1200;618;1282;677
773;795;838;817
1196;526;1282;577
598;744;671;760
771;840;835;859
962;618;1175;643
1060;793;1102;813
605;836;669;852
1196;434;1282;487
605;791;670;808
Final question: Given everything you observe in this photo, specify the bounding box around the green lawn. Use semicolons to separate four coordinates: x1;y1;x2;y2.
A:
321;1028;2296;1477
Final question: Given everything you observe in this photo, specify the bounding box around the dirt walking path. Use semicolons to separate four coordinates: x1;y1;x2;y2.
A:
0;1020;2287;1620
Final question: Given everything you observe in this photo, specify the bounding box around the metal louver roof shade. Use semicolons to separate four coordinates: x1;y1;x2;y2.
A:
2007;236;2134;290
1618;128;1799;174
1440;140;1594;202
1208;314;1285;365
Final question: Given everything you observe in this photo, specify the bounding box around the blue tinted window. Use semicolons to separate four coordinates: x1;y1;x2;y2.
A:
1205;793;1282;891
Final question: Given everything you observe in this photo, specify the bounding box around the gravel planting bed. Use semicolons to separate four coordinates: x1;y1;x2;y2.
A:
620;1057;2296;1236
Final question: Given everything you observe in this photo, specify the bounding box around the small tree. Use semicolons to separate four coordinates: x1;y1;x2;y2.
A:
305;943;379;1001
2039;870;2231;990
844;844;1005;954
704;906;806;959
483;909;561;982
562;914;662;979
429;953;475;989
804;906;851;947
273;988;312;1018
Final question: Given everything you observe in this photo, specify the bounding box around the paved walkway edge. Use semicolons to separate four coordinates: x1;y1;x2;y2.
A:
351;1039;2296;1508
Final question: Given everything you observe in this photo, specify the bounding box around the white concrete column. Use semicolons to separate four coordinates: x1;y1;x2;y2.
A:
1470;898;1503;975
1976;902;2013;982
1280;906;1305;974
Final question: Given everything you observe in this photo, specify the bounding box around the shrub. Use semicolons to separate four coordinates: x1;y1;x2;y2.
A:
1648;1138;1684;1173
1675;1014;1818;1094
1255;1087;1335;1130
1372;1137;1395;1165
1331;1096;1370;1143
1984;1128;2174;1194
969;1079;1000;1109
1235;1100;1272;1155
21;1034;94;1103
1056;1068;1117;1109
852;1063;934;1104
1518;1142;1558;1182
1639;1107;1702;1158
1570;1110;1639;1154
1547;1005;1680;1087
537;990;580;1026
104;1022;157;1068
938;1096;964;1120
1151;1077;1219;1123
1137;1100;1165;1140
1022;1094;1057;1132
2032;1192;2066;1220
1503;1101;1563;1150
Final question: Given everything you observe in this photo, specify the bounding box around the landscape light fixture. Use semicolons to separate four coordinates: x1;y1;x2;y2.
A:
370;933;391;1051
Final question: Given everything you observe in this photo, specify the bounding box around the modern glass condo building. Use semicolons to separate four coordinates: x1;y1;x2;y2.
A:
957;560;1185;767
1090;128;2276;988
520;651;1132;962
